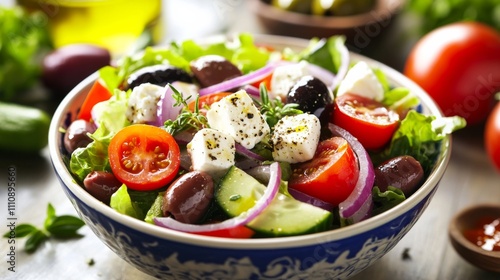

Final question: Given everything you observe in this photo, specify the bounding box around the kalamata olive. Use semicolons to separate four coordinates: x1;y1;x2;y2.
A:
286;75;332;114
126;65;193;90
64;119;96;154
374;155;424;197
83;171;122;204
163;171;214;224
190;55;242;87
42;44;111;95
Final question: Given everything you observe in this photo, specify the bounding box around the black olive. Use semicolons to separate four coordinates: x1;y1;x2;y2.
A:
190;55;242;88
126;65;192;90
286;75;332;114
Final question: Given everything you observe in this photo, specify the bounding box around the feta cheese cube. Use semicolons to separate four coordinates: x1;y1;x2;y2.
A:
126;83;164;124
206;90;270;149
271;113;321;163
270;60;309;100
187;128;235;177
337;61;384;102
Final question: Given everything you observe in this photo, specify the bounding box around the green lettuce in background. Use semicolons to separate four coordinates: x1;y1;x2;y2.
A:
0;6;52;100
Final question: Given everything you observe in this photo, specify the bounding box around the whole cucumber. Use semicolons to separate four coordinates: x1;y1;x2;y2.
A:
0;102;51;153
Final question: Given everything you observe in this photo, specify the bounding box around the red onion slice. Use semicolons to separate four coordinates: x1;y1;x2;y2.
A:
235;143;266;161
154;82;198;127
288;188;335;212
154;162;281;233
328;123;375;223
198;63;277;96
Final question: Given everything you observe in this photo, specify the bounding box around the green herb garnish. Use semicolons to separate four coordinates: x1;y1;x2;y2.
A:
257;84;303;128
164;84;208;135
3;203;85;253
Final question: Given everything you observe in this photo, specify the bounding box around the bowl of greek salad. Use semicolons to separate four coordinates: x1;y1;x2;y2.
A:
48;33;465;279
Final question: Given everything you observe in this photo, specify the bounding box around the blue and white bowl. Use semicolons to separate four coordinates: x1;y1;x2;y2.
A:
48;35;451;280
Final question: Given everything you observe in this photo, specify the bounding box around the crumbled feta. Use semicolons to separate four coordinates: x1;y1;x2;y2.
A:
187;128;235;177
271;113;321;163
206;90;270;149
270;60;309;100
337;61;384;102
126;83;164;124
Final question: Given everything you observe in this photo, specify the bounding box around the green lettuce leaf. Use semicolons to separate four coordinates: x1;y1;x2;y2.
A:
0;7;52;100
373;110;466;174
110;185;142;219
372;186;406;216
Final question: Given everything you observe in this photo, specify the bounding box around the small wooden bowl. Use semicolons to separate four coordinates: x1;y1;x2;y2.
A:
448;204;500;272
249;0;404;43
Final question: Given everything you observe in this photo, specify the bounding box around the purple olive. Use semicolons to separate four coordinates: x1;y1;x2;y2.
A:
63;119;96;154
83;171;122;204
163;171;214;224
42;44;111;95
374;155;424;197
190;55;242;87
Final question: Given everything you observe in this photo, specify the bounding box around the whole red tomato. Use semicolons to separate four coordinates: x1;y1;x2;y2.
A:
485;101;500;172
404;22;500;125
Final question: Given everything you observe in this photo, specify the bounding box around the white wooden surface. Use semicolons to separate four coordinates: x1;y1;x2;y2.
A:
1;1;500;279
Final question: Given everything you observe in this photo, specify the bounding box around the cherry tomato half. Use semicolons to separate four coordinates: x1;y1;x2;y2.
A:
289;136;359;206
187;92;232;113
404;22;500;125
77;79;112;121
332;93;400;150
485;101;500;172
108;124;181;191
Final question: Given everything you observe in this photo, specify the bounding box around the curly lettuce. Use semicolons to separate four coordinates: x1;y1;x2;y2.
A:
0;7;52;100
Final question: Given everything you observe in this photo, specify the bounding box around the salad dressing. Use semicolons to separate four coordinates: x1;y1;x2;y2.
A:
463;217;500;252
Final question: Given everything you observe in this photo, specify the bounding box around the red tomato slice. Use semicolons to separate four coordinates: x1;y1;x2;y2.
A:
77;79;112;121
332;93;399;150
289;136;359;206
194;226;255;238
250;73;273;91
108;124;181;191
187;92;232;113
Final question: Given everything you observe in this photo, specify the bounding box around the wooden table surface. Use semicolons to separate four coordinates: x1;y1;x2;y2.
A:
1;1;499;279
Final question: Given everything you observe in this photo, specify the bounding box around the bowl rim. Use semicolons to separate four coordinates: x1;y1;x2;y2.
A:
49;33;451;250
449;204;500;258
249;0;405;29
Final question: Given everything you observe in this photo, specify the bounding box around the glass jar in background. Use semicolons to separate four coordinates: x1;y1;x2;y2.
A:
17;0;162;55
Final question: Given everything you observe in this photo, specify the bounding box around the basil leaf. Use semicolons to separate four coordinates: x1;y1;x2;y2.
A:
3;224;37;238
24;230;49;254
46;215;86;238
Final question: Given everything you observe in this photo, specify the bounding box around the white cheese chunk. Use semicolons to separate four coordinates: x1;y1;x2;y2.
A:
206;90;270;149
337;61;384;102
271;113;321;163
126;83;164;124
187;128;235;177
270;60;309;100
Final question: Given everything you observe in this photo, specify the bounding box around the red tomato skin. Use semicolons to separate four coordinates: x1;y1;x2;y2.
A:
289;137;359;206
77;80;112;121
187;92;232;113
108;125;181;191
332;94;399;151
485;102;500;172
404;22;500;125
194;226;255;238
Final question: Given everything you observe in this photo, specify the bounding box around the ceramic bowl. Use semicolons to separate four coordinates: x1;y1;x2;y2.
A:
449;204;500;272
249;0;404;44
48;34;451;280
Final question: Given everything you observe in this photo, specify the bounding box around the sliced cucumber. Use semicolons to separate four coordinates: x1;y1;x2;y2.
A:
216;166;333;237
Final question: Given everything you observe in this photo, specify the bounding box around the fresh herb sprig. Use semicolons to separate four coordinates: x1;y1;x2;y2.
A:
257;84;303;128
164;84;208;135
3;203;85;253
